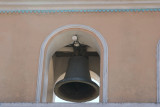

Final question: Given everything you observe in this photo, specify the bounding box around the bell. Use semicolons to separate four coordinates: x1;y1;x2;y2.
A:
54;56;99;102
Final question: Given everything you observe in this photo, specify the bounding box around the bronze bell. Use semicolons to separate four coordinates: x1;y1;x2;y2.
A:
54;40;99;102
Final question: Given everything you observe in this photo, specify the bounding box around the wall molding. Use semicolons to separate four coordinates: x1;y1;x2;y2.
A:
1;0;160;10
1;0;160;5
0;8;160;14
0;103;160;107
157;40;160;103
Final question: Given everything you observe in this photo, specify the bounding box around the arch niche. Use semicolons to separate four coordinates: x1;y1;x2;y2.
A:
36;24;108;103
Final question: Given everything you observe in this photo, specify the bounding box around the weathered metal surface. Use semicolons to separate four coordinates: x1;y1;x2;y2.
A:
54;56;99;102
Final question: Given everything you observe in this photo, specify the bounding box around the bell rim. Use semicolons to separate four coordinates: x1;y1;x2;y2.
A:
54;78;99;102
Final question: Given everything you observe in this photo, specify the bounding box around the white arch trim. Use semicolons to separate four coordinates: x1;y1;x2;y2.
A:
157;40;160;103
36;24;108;103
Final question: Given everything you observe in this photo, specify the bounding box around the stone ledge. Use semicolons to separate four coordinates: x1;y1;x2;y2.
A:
0;103;160;107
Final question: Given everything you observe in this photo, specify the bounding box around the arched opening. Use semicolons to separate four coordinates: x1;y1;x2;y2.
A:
36;24;108;103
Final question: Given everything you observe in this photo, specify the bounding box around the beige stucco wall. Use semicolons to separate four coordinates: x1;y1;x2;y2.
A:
0;11;160;103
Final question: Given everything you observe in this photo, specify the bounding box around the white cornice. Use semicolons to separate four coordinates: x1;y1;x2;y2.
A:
0;1;160;5
0;0;160;10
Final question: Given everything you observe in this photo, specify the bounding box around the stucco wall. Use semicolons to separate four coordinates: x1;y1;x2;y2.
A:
0;11;160;102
